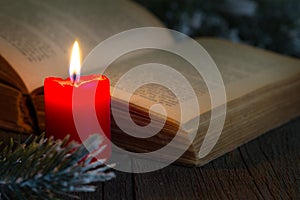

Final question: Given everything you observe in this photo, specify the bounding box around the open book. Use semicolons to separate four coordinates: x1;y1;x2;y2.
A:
1;1;300;166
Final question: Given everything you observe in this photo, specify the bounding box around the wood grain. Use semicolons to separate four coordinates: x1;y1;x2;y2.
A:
77;117;300;200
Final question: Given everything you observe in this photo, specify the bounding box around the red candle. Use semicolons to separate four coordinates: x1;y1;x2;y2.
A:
44;41;110;160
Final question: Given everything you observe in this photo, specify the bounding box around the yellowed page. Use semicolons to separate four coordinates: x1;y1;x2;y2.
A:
107;38;300;127
200;39;300;103
0;0;171;92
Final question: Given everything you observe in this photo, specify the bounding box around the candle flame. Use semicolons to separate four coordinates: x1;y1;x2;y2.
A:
69;40;81;84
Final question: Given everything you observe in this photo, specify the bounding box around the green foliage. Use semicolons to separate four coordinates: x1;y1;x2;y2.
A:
134;0;300;57
0;134;115;200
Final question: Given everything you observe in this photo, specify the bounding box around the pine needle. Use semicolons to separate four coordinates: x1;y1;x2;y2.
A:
0;134;115;200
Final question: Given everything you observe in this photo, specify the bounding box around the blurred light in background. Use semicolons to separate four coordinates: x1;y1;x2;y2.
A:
134;0;300;58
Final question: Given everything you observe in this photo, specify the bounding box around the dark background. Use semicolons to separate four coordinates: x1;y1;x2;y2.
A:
134;0;300;58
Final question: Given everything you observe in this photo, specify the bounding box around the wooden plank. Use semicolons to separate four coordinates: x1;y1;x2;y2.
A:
194;152;264;199
133;163;202;200
239;117;300;199
103;170;133;200
133;117;300;199
103;151;134;200
133;150;263;199
74;117;300;199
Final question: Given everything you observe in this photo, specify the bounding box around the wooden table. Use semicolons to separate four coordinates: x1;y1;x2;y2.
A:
75;117;300;200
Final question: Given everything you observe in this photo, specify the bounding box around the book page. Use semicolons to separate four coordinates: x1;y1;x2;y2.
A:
107;38;300;126
0;0;172;92
201;39;300;102
106;47;211;126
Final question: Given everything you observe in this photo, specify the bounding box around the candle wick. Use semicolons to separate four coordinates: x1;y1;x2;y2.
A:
71;73;77;85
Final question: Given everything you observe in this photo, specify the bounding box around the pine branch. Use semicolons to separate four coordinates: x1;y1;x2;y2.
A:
0;134;115;200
